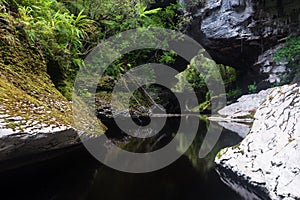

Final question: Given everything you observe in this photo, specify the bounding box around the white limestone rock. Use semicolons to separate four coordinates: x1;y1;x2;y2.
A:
217;121;251;138
216;87;274;120
215;84;300;199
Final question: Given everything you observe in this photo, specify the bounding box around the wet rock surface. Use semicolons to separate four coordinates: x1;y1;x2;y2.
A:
209;87;274;139
215;84;300;200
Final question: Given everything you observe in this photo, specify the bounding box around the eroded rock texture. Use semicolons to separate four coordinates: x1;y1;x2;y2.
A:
184;0;300;87
215;84;300;200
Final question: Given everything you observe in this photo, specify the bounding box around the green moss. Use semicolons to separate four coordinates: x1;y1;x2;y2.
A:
216;148;228;159
192;100;210;112
5;121;17;130
216;143;245;160
0;10;106;134
288;137;295;143
199;115;208;122
231;144;239;150
237;149;245;155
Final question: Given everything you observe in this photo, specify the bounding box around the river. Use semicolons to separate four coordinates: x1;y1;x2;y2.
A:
0;116;244;200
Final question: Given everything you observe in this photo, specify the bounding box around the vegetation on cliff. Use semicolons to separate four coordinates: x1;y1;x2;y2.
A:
3;0;185;100
0;8;72;131
0;0;239;129
0;3;105;133
275;37;300;83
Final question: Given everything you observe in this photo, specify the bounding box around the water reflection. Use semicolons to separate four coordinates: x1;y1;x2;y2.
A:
0;117;243;200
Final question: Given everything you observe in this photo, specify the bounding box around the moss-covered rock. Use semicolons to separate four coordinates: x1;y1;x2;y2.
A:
1;11;67;131
0;8;106;165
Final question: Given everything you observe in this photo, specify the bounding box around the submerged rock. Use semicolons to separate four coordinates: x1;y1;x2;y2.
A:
215;84;300;199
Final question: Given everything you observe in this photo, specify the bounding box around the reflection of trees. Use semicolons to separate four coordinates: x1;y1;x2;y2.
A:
108;116;242;177
114;117;181;153
177;119;243;177
176;119;222;177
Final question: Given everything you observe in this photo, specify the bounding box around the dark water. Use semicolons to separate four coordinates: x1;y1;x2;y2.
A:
0;117;244;200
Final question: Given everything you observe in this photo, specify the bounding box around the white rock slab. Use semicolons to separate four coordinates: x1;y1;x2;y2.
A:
216;84;300;199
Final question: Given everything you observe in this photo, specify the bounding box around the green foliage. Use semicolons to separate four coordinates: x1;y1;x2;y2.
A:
16;1;94;69
67;0;184;79
248;83;257;94
227;88;242;100
274;37;300;64
174;55;237;93
0;0;7;5
159;51;177;64
173;54;238;112
7;0;186;99
219;65;237;86
274;37;300;83
8;0;95;99
63;0;184;39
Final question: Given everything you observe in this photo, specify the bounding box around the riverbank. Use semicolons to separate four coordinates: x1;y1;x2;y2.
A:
215;84;300;199
0;10;106;167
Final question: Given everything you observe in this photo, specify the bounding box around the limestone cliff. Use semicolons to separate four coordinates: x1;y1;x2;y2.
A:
183;0;300;88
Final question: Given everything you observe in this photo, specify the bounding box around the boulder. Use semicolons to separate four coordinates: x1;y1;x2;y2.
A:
215;84;300;199
216;87;273;120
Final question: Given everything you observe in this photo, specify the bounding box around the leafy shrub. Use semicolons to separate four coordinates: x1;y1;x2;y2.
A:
4;0;95;99
173;54;238;111
16;0;94;69
174;55;237;94
227;88;242;100
248;83;257;94
71;0;187;83
4;0;187;99
274;37;300;64
274;37;300;83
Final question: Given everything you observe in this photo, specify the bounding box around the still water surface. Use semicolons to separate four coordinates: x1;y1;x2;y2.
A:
0;117;244;200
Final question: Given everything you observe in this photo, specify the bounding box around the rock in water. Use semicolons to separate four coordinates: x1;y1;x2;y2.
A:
215;84;300;200
217;87;273;120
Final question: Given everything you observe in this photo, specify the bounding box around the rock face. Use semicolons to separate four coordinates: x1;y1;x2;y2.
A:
215;84;300;200
0;8;106;169
217;87;273;120
184;0;300;86
216;121;250;138
253;44;289;87
0;128;80;170
209;87;273;138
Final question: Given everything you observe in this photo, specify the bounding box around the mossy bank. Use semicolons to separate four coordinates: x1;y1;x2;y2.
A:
0;7;106;167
